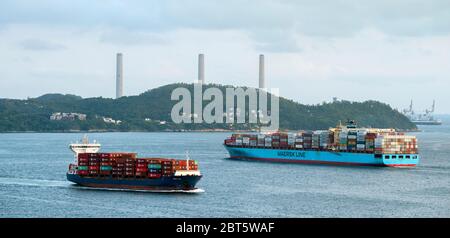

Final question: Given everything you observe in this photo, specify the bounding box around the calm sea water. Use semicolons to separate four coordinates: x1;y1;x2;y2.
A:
0;123;449;217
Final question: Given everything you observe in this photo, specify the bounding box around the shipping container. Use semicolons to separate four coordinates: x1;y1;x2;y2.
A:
77;170;89;176
148;173;162;179
77;166;88;170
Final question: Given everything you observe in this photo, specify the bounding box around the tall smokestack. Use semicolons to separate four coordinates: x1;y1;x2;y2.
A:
116;53;123;99
259;54;265;89
198;53;205;84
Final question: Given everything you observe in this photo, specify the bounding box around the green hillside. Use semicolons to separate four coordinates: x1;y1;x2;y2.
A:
0;83;416;132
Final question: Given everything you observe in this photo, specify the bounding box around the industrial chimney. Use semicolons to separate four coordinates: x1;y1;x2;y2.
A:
198;53;205;84
259;54;265;89
116;53;123;99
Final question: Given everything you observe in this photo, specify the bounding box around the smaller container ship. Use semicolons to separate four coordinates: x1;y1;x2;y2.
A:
224;121;420;167
67;136;202;191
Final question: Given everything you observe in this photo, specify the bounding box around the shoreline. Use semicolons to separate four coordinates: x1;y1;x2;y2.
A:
0;128;423;133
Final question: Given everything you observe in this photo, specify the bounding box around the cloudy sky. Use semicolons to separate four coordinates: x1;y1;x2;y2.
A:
0;0;449;113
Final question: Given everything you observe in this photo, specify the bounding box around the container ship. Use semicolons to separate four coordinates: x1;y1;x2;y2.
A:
224;121;419;167
67;136;202;191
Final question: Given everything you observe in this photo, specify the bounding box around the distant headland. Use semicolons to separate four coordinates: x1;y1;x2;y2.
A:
0;83;416;132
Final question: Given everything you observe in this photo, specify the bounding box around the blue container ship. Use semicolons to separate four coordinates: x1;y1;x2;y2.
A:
224;146;419;167
224;121;419;168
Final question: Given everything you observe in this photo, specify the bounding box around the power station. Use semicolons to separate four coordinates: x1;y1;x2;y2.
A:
113;52;268;97
259;54;265;89
198;53;205;84
116;53;123;99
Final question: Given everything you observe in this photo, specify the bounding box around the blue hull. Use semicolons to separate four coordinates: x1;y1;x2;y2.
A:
67;173;202;191
224;146;419;167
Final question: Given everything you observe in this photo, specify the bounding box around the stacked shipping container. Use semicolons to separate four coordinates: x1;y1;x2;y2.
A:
76;153;200;178
225;128;418;155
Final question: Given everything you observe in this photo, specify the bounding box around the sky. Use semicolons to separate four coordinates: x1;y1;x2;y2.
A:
0;0;449;113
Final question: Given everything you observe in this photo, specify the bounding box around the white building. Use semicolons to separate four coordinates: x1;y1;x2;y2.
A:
102;117;121;125
50;112;86;121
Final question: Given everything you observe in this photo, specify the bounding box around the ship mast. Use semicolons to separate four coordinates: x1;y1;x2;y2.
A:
431;100;435;113
185;151;190;171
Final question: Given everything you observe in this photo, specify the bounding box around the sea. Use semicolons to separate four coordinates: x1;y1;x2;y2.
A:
0;121;449;217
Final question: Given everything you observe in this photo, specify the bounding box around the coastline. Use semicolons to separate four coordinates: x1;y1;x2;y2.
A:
0;128;422;133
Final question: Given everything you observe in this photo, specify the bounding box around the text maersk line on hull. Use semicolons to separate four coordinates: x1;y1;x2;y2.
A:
277;151;306;158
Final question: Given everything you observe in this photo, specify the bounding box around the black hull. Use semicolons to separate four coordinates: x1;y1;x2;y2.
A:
67;173;202;191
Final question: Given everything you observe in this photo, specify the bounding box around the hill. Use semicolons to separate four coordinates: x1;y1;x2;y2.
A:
0;83;416;132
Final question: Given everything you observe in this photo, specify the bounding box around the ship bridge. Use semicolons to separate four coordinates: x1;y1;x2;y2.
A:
69;135;101;155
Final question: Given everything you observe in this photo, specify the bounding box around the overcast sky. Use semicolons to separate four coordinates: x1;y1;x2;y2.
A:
0;0;449;113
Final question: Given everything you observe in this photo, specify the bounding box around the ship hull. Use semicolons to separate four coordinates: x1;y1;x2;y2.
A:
224;146;419;167
67;173;202;191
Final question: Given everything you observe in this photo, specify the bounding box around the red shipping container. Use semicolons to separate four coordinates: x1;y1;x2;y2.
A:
136;159;147;163
78;153;88;159
114;158;125;163
136;163;147;168
77;170;89;176
147;159;161;164
175;160;189;166
89;166;99;170
125;158;135;163
100;153;111;158
148;173;161;178
136;167;148;173
78;157;89;162
78;162;88;166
